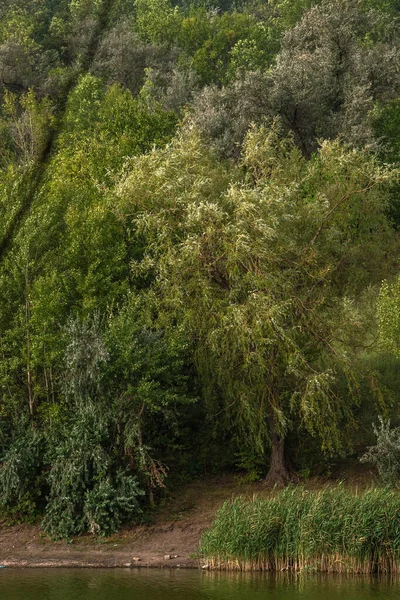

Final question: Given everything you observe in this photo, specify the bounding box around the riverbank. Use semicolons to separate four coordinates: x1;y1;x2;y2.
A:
0;523;201;569
0;471;373;569
0;475;256;569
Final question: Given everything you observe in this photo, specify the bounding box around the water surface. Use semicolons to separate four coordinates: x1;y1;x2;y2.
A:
0;568;399;600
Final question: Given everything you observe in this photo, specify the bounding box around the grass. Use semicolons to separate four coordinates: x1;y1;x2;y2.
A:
200;486;400;573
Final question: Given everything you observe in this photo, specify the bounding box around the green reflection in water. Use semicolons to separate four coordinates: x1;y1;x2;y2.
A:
0;569;399;600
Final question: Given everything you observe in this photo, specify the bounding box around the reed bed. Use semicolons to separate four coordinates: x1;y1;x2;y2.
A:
200;487;400;573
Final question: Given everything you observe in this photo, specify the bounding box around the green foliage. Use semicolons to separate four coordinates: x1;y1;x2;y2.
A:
59;74;178;177
84;473;143;535
0;90;56;166
135;0;181;45
92;23;177;97
373;98;400;225
190;0;400;157
360;0;400;15
234;448;265;483
0;0;399;528
134;0;283;86
117;125;397;473
361;417;400;485
189;11;255;84
0;425;44;508
43;416;144;538
201;486;400;572
378;279;400;359
228;36;270;77
41;314;145;538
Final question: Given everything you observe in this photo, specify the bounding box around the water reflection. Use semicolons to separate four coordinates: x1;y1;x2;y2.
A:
0;568;399;600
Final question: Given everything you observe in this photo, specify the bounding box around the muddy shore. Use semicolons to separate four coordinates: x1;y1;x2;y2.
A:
0;475;244;569
0;523;203;568
0;511;211;569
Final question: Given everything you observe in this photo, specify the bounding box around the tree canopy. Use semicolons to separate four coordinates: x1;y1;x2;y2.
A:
0;0;399;534
116;125;398;483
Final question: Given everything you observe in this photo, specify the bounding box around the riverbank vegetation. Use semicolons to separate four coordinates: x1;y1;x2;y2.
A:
201;486;400;573
0;0;400;538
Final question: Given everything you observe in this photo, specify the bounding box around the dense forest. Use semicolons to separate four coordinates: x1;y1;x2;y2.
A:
0;0;400;538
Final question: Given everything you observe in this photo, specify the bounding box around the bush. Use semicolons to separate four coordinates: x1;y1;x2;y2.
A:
360;417;400;485
0;425;44;511
84;472;144;535
42;403;144;538
43;470;144;538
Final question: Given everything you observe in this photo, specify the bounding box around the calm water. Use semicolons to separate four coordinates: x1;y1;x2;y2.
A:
0;569;399;600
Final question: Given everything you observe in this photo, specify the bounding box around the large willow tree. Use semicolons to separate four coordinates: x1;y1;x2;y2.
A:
116;125;397;484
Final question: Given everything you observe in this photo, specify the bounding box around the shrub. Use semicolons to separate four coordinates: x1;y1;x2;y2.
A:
360;417;400;485
0;425;44;511
84;472;143;536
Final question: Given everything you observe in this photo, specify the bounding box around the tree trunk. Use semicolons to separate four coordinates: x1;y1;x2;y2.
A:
264;416;291;487
147;483;155;510
25;266;35;423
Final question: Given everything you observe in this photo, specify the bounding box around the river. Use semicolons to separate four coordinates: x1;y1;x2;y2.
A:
0;569;399;599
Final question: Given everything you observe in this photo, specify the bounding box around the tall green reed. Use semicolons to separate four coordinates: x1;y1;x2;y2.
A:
200;487;400;573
